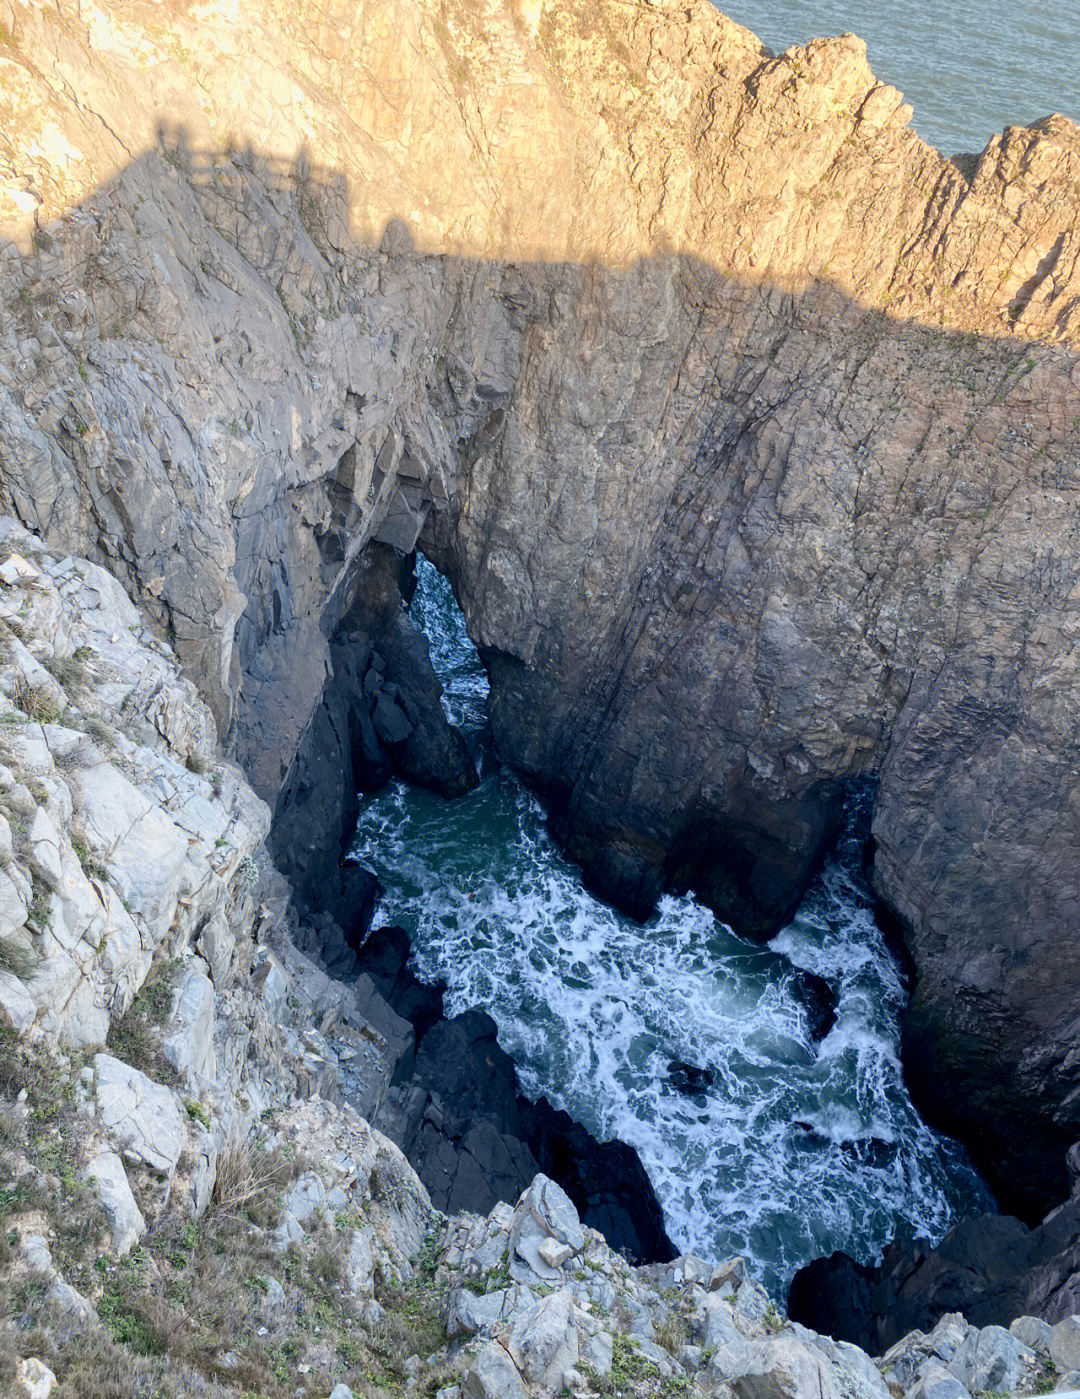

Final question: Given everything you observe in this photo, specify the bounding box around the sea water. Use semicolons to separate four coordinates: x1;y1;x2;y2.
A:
714;0;1080;157
352;559;992;1294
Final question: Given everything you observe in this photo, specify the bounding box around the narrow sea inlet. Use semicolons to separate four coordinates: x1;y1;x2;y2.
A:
352;560;991;1294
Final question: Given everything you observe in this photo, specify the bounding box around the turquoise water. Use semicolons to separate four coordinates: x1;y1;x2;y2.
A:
352;560;992;1293
715;0;1080;156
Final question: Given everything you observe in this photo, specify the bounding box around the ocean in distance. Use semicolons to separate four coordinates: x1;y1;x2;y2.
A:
714;0;1080;157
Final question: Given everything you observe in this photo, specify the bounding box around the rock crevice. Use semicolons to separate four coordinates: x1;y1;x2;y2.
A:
2;0;1080;1220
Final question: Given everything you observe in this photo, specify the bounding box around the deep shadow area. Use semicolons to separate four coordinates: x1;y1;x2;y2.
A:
2;100;1080;1336
788;1187;1080;1353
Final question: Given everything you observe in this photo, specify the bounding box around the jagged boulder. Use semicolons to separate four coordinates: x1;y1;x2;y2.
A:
84;1151;146;1256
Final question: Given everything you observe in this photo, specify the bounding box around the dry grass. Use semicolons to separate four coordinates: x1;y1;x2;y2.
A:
209;1137;296;1223
81;716;115;750
0;1035;457;1399
44;653;87;697
105;964;181;1084
0;931;40;981
11;674;64;725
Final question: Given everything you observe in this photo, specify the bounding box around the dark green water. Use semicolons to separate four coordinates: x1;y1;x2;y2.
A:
352;560;992;1294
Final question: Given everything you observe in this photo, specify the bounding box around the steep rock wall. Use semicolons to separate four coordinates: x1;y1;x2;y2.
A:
1;0;1080;1212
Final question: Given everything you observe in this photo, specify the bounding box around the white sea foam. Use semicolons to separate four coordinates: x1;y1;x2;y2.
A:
352;559;992;1293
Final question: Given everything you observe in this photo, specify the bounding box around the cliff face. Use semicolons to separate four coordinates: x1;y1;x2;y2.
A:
2;0;1080;1213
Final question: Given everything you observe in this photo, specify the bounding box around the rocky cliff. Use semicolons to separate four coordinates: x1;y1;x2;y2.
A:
2;0;1080;1227
0;515;1072;1399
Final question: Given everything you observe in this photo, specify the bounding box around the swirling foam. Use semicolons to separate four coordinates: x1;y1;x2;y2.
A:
352;559;992;1293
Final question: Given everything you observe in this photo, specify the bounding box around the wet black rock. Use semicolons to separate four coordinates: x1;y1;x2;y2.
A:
837;1137;900;1169
667;1061;715;1095
356;925;677;1264
790;969;838;1043
788;1193;1080;1354
271;545;476;917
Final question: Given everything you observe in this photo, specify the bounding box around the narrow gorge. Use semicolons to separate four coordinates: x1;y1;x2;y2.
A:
2;0;1080;1394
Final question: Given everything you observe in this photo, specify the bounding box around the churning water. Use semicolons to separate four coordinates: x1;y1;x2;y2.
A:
352;560;992;1294
714;0;1080;157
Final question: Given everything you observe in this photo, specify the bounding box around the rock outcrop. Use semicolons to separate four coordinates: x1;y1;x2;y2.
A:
351;924;676;1265
0;531;1074;1397
271;544;477;918
789;1186;1080;1356
2;0;1080;1219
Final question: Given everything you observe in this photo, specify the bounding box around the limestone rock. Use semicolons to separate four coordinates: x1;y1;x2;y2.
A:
1051;1317;1080;1373
85;1150;147;1256
1;0;1078;1217
16;1358;57;1399
461;1341;528;1399
161;967;216;1082
730;1333;841;1399
946;1324;1030;1393
1011;1316;1052;1352
94;1053;186;1175
903;1365;971;1399
503;1288;579;1390
508;1175;585;1283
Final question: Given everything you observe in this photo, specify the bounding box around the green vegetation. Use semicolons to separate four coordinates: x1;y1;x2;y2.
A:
105;962;181;1081
71;834;110;883
185;1100;211;1130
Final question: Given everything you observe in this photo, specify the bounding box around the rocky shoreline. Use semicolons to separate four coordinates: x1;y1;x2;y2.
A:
0;525;1071;1399
3;0;1080;1390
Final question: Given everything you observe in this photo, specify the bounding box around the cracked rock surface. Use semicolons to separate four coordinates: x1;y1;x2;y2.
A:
1;0;1080;1214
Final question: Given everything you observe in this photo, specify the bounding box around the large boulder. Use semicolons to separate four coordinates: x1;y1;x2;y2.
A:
84;1151;147;1256
503;1288;580;1390
461;1341;528;1399
93;1053;186;1175
730;1333;841;1399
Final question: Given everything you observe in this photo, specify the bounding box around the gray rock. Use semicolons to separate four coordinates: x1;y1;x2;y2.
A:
698;1294;748;1351
508;1174;584;1282
905;1364;971;1399
85;1151;146;1256
347;1228;375;1297
161;968;216;1082
581;1328;614;1377
1053;1319;1080;1375
730;1333;841;1399
447;1286;520;1339
461;1341;528;1399
21;1234;53;1273
734;1279;772;1330
926;1314;974;1363
8;0;1080;1260
329;1386;355;1399
46;1278;95;1325
15;1357;57;1399
504;1288;579;1390
372;691;413;745
1011;1315;1052;1353
283;1171;328;1225
94;1053;186;1175
784;1323;891;1399
711;1258;749;1293
947;1324;1030;1393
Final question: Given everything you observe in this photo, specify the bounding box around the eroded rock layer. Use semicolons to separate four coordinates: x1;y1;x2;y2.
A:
2;0;1080;1212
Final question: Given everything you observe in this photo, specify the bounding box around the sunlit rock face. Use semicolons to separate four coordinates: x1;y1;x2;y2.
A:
1;0;1080;1213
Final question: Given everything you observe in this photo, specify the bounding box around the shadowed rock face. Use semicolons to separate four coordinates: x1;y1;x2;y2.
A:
788;1188;1080;1354
355;927;677;1264
1;0;1080;1214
